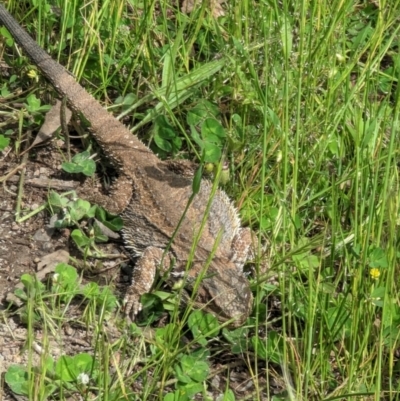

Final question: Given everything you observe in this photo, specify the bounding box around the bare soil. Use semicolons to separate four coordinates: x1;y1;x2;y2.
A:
0;142;130;398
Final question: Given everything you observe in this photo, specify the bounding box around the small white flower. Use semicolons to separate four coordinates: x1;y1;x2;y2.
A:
77;372;90;385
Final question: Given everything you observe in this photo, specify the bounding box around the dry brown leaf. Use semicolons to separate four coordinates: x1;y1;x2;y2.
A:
30;99;72;148
36;249;70;272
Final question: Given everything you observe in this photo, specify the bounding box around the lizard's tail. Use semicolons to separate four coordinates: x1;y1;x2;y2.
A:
0;4;152;165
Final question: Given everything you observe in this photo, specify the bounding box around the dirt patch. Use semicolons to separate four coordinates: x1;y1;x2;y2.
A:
0;141;121;287
0;143;128;396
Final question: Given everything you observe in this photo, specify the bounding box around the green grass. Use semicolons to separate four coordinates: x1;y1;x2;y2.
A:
2;0;400;399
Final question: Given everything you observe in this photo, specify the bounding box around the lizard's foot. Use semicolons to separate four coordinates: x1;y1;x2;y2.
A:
122;246;168;322
123;288;143;322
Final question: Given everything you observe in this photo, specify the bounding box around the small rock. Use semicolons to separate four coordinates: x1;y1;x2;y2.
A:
33;227;54;242
41;242;54;252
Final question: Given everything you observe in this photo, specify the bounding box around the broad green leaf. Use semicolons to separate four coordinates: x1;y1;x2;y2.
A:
69;199;91;221
0;26;14;47
0;134;10;151
201;118;226;142
203;142;221;163
175;355;209;384
73;353;94;374
71;229;91;247
5;365;29;395
187;100;220;126
62;151;96;176
188;310;219;335
48;191;69;209
55;355;76;381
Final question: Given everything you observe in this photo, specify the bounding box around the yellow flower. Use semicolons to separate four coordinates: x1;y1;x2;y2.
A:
370;268;380;280
27;69;38;79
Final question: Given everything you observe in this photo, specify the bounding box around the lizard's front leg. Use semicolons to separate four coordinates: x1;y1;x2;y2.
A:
124;246;172;320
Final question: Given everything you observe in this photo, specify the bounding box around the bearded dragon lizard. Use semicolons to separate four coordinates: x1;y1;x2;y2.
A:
0;4;254;327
